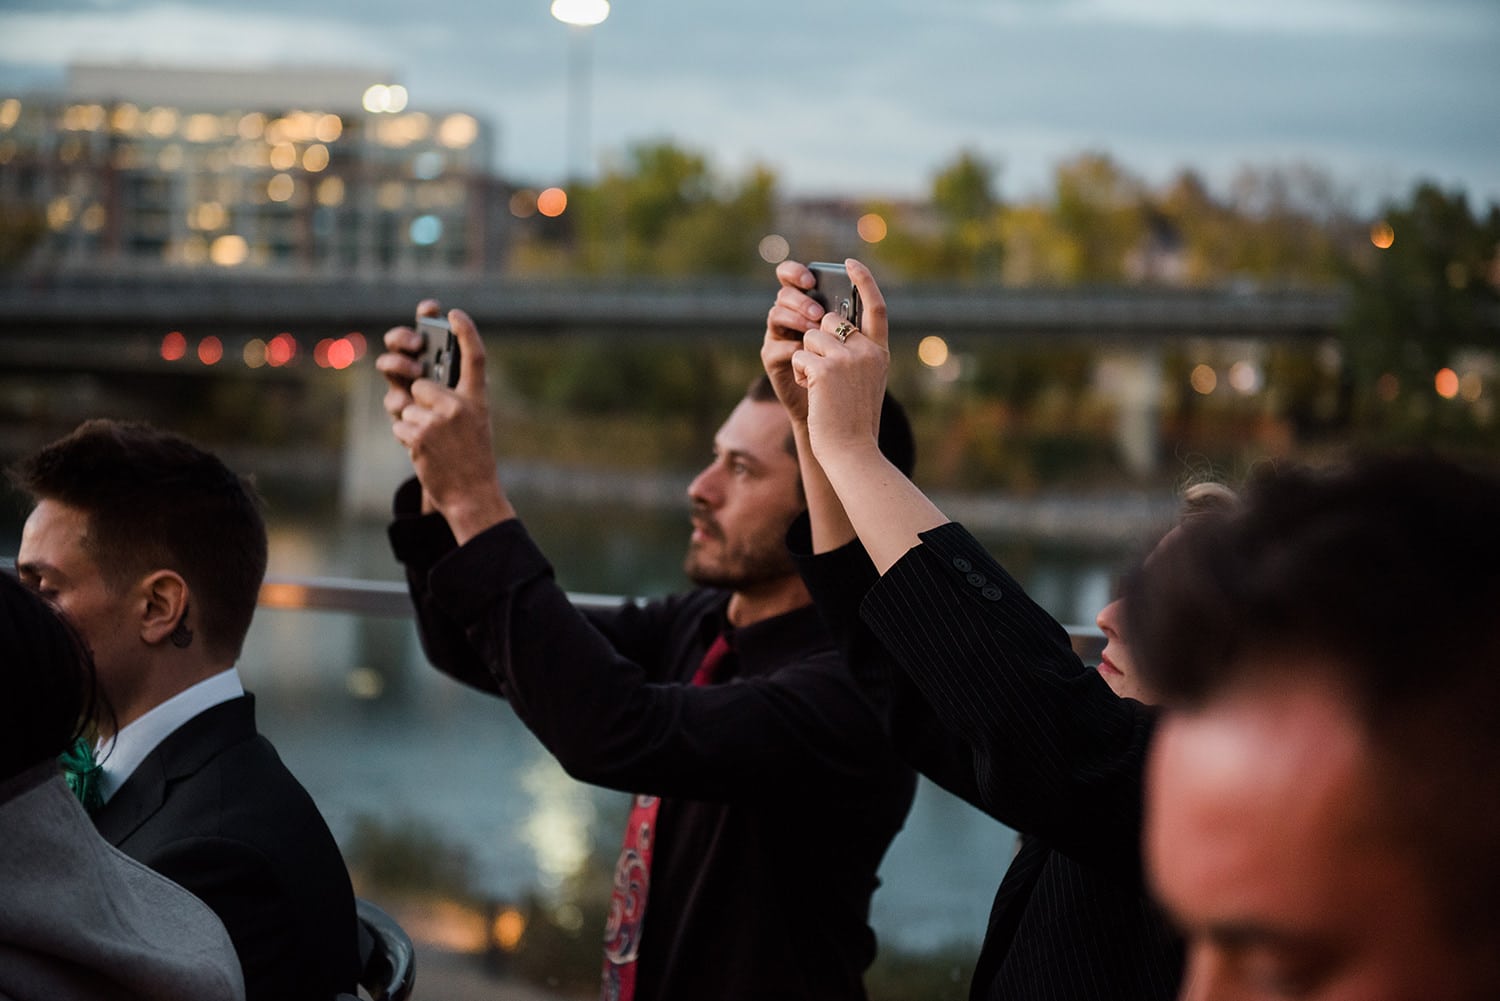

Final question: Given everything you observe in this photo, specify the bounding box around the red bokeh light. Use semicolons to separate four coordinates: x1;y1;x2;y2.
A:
328;338;357;370
198;336;224;365
345;331;367;360
161;331;187;361
267;332;297;367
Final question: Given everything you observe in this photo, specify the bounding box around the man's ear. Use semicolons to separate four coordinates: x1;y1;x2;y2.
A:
139;570;191;648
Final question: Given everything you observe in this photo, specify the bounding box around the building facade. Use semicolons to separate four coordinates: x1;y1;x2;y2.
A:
0;63;509;276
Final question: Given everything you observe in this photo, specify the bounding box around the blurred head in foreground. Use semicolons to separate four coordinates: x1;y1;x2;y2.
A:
1126;452;1500;1001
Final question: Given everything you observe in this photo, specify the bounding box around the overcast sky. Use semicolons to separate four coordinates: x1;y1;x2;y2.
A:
3;0;1497;212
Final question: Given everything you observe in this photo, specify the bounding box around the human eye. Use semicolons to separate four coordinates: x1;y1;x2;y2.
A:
1238;948;1331;999
19;572;58;601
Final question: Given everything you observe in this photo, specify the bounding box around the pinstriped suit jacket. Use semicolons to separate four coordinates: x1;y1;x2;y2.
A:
793;519;1183;1001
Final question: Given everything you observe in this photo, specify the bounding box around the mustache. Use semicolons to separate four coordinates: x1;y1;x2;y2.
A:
690;502;723;540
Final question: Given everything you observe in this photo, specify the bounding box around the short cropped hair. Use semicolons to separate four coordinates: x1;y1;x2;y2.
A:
0;571;98;782
9;420;268;663
745;373;916;479
1125;451;1500;952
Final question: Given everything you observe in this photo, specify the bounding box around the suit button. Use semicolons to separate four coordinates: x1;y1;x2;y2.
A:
953;557;972;573
982;585;1003;601
966;571;986;588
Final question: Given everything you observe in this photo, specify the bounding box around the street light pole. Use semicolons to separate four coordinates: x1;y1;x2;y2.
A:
550;0;610;184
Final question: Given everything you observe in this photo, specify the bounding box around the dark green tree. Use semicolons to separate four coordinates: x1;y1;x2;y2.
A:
1340;182;1500;436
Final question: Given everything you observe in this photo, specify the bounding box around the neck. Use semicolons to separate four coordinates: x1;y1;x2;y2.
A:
100;656;233;737
726;574;812;628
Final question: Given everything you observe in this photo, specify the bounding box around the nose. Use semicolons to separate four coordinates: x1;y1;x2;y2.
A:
1096;597;1122;638
688;461;721;509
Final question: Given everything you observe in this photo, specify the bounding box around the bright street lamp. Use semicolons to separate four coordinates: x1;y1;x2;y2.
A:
551;0;610;27
551;0;610;182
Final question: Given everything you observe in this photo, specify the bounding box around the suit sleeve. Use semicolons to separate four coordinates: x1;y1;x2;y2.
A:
393;503;903;807
387;477;498;695
788;515;990;814
144;837;300;1001
859;521;1154;879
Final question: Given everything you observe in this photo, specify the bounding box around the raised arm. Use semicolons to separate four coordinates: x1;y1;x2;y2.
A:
767;258;948;573
376;303;515;543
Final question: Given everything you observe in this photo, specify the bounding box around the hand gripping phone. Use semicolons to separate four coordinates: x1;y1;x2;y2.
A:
806;261;862;328
416;315;461;388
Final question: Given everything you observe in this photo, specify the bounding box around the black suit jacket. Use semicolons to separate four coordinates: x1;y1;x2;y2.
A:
92;694;360;1001
792;519;1183;1001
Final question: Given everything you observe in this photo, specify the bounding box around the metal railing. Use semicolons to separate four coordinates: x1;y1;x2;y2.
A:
0;558;1105;663
256;572;1106;662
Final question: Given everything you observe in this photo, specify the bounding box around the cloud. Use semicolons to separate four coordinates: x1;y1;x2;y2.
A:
0;3;394;70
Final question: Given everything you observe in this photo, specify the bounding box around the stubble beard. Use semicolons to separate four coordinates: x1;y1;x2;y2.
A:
683;529;796;592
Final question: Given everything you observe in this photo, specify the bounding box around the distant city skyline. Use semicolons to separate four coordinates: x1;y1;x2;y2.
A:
2;0;1497;212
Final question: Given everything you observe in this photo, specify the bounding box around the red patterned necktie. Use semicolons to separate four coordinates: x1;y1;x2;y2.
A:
600;632;732;1001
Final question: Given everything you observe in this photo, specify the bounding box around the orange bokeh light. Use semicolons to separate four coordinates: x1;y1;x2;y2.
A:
537;187;567;217
1434;367;1460;399
314;338;333;367
197;336;223;365
161;330;187;361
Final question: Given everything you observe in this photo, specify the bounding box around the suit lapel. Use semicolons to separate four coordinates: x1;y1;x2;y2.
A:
92;752;169;844
91;694;258;846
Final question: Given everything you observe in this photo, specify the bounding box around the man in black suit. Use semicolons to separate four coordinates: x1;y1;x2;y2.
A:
11;419;360;1001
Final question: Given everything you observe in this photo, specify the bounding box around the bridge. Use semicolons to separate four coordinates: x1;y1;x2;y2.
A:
0;272;1361;520
1;272;1348;373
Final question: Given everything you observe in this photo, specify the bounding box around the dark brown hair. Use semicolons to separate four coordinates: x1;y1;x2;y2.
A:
9;419;268;663
0;571;100;781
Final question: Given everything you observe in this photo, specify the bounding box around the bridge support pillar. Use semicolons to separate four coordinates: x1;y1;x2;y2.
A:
340;366;414;519
1094;347;1163;479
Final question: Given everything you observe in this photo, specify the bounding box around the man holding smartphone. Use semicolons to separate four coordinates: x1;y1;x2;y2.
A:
376;302;917;1001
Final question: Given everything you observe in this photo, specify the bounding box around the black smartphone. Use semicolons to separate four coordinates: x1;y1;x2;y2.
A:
807;261;862;328
416;315;461;388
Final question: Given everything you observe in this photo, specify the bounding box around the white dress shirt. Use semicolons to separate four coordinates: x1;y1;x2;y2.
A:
95;668;245;804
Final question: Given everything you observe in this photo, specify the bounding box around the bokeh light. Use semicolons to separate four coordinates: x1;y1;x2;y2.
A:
267;332;297;367
1370;221;1395;249
1228;360;1262;395
1190;364;1217;395
857;213;888;243
243;338;268;368
758;234;789;264
161;330;187;361
537;187;568;217
197;336;223;366
209;234;248;267
918;335;950;368
1434;367;1460;399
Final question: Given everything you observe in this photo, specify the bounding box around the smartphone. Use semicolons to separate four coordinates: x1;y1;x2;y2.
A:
806;262;862;328
416;315;461;388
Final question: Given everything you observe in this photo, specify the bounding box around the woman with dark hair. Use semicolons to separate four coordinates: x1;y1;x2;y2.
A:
0;572;245;1001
